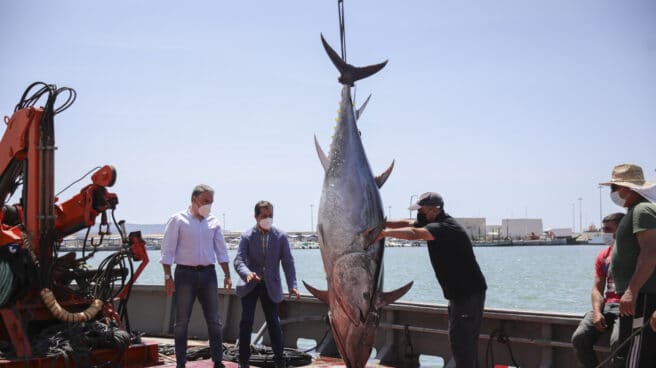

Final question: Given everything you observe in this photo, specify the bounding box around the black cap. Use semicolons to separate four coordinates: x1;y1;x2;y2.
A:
408;192;444;210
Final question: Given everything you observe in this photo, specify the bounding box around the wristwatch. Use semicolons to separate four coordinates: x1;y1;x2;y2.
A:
164;274;172;280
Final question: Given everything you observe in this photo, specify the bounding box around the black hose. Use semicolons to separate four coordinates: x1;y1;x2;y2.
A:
222;344;312;367
485;328;520;368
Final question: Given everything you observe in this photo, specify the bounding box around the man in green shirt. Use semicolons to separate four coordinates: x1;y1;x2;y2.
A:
600;163;656;367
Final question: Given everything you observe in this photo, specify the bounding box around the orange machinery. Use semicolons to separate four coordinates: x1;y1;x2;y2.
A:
0;83;159;367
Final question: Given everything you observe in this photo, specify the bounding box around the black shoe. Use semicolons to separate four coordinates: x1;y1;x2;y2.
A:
214;363;226;368
238;361;250;368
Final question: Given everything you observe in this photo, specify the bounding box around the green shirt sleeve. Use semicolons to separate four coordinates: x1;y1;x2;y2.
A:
633;202;656;233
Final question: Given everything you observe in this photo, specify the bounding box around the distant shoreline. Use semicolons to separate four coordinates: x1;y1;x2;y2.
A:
59;237;599;253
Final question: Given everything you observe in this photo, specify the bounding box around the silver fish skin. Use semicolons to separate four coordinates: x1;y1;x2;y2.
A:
303;35;412;368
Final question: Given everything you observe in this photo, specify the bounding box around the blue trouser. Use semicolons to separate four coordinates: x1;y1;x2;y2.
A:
448;290;486;368
239;282;284;365
174;266;223;368
571;303;620;368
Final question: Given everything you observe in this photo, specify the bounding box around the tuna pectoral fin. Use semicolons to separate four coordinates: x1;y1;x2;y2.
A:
375;160;395;188
314;135;329;171
320;34;388;86
376;281;414;309
303;281;329;304
360;222;385;250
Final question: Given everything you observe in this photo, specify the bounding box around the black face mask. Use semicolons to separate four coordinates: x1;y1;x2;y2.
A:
416;212;428;225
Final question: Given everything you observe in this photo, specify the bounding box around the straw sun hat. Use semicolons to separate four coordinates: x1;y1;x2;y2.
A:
599;163;655;189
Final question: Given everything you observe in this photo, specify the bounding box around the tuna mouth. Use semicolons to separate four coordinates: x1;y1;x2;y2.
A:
336;296;364;326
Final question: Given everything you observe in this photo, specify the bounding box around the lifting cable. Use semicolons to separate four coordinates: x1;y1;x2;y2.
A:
335;0;360;104
337;0;347;62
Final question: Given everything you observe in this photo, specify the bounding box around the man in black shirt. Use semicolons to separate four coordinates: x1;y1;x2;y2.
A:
379;192;487;368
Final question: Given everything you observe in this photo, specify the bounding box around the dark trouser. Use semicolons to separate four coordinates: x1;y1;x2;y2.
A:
616;293;656;368
239;282;284;365
571;303;620;368
448;290;486;368
174;266;223;368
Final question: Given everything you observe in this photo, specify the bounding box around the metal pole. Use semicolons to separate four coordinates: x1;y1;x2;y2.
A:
388;206;392;219
310;204;314;232
409;194;417;219
223;213;226;231
598;186;602;227
578;197;583;233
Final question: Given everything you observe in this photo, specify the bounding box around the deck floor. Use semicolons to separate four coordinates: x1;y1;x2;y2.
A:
146;338;389;368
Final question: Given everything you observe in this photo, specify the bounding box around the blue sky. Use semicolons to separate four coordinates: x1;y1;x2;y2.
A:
1;1;654;233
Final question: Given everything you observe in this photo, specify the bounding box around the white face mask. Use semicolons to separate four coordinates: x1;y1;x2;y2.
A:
602;233;614;245
610;192;626;207
259;217;273;230
198;204;212;218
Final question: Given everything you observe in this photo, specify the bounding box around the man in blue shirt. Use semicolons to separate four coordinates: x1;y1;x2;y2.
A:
234;200;300;368
160;184;232;368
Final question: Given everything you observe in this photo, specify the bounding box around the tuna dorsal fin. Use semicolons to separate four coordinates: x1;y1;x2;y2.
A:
303;281;329;304
375;281;414;309
355;94;372;121
375;160;395;188
321;34;388;86
314;135;329;171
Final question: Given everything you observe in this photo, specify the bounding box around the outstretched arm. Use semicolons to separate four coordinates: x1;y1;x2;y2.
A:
385;219;415;229
380;226;434;241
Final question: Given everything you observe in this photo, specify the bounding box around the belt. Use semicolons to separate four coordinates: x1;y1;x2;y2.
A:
176;264;214;270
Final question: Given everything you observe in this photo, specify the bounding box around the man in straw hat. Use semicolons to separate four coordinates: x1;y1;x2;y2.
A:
599;163;656;367
378;192;487;368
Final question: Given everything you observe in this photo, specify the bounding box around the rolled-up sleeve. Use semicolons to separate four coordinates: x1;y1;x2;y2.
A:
213;225;230;264
160;215;180;265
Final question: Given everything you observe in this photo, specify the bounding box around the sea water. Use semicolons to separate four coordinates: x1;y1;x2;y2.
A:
80;245;602;314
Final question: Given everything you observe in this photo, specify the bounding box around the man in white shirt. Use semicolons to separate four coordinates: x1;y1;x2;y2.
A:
160;184;232;368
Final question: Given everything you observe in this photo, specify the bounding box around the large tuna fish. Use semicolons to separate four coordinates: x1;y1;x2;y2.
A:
303;35;413;368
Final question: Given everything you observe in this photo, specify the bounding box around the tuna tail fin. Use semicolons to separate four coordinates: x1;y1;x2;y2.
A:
355;93;372;121
321;34;388;86
375;281;414;309
314;135;329;171
375;160;395;188
303;281;329;304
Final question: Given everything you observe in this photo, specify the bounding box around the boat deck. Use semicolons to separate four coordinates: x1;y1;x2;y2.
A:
148;337;389;368
0;337;388;368
155;358;380;368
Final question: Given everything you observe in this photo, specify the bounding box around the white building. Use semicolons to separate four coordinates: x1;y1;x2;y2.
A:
454;218;486;240
500;218;543;240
